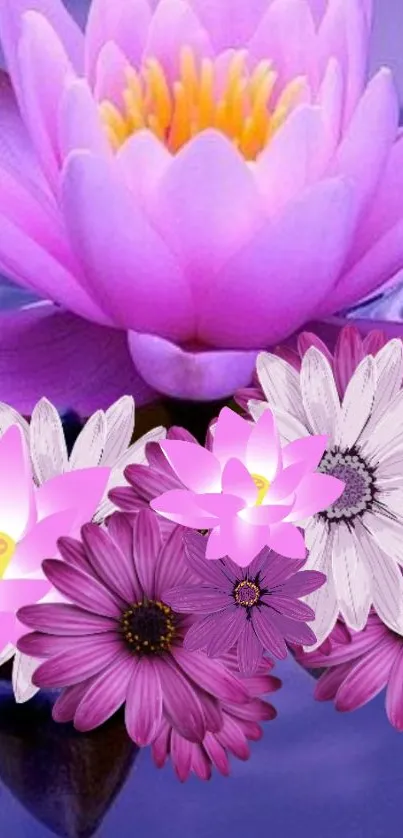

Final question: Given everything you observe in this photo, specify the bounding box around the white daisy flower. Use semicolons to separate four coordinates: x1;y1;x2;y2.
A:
0;395;166;702
248;339;403;649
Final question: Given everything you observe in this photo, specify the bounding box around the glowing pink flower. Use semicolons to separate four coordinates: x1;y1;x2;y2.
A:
17;510;250;745
235;324;389;410
151;406;344;565
165;531;325;672
0;0;401;407
0;424;110;677
152;656;281;781
296;612;403;732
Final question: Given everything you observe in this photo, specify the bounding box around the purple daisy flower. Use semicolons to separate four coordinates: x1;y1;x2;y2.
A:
165;532;326;673
16;511;249;747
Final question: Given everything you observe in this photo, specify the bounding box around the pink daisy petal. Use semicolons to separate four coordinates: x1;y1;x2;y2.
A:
106;513;143;600
157;656;206;742
159;440;221;492
32;636;123;688
204;732;231;775
132;508;161;599
335;639;396;712
385;646;403;731
125;657;163;746
74;655;135;732
57;535;93;574
41;559;122;618
237;623;264;674
124;462;183;498
154;525;191;593
17;632;97;659
81;522;138;602
313;663;354;702
52;677;96;723
17;603;117;635
172;646;249;704
171;730;193;782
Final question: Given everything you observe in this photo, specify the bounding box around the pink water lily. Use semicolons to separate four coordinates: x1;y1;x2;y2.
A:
0;424;110;682
0;0;401;407
151;407;344;565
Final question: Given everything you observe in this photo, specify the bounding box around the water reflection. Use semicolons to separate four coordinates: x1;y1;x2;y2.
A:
0;676;138;838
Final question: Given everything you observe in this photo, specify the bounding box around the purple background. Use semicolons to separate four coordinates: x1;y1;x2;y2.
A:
1;2;403;836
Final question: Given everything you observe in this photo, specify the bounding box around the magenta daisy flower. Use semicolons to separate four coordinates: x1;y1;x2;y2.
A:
16;511;249;746
164;532;325;673
296;612;403;731
235;324;388;411
152;656;281;782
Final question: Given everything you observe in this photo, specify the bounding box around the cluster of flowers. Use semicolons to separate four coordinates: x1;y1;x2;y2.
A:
0;323;403;784
1;0;403;785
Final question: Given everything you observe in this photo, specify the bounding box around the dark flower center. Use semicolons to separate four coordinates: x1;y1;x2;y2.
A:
120;600;176;655
317;447;377;522
234;580;261;607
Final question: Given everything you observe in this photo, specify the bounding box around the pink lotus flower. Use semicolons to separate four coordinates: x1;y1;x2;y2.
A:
17;510;251;745
0;0;401;407
165;531;325;672
151;406;344;565
296;612;403;732
235;323;389;410
0;424;110;682
152;655;281;781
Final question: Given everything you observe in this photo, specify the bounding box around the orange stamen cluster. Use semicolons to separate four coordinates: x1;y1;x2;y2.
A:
99;47;307;160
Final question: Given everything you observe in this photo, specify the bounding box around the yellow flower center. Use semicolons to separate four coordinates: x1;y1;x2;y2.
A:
99;47;307;160
251;474;270;505
0;531;16;578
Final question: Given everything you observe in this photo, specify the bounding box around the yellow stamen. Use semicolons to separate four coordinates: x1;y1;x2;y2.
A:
0;532;16;579
251;474;271;506
99;47;309;160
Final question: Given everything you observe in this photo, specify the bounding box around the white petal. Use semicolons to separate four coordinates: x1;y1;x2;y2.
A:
12;651;40;703
93;425;167;523
303;517;328;558
355;520;403;634
360;389;403;463
69;410;107;469
303;550;338;651
300;347;340;442
256;352;306;423
100;395;136;466
335;356;376;449
362;510;403;567
0;403;30;446
372;339;403;426
0;642;16;668
375;487;403;521
331;522;371;631
273;408;310;444
29;398;68;483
